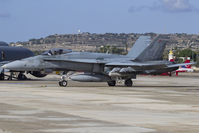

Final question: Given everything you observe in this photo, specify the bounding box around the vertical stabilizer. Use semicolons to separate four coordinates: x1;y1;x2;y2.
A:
127;36;151;59
134;35;168;61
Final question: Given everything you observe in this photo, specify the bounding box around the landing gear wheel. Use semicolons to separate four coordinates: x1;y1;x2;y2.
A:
107;81;116;87
125;79;133;87
59;80;68;87
18;73;27;80
0;73;4;80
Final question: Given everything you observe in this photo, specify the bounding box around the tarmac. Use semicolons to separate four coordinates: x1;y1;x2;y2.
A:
0;73;199;133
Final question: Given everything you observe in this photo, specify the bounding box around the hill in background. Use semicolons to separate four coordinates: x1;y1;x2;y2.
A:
10;33;199;55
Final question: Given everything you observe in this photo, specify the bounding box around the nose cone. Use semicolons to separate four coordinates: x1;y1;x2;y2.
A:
2;60;27;71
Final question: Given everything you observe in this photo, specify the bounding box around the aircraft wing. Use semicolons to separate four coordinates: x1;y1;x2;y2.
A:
44;58;164;67
43;58;107;64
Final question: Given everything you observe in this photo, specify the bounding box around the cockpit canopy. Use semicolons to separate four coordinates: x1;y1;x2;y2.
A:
42;48;72;55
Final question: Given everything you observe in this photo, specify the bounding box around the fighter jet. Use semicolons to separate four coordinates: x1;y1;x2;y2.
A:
0;42;36;80
0;46;72;80
2;35;195;87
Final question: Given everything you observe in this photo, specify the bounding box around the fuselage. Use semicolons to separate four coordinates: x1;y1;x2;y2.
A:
2;51;178;75
2;52;126;72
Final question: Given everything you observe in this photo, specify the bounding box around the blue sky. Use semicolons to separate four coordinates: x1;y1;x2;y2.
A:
0;0;199;42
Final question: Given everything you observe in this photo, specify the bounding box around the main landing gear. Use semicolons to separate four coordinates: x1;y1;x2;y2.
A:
107;79;133;87
107;80;116;86
17;73;28;80
124;79;133;87
8;72;27;80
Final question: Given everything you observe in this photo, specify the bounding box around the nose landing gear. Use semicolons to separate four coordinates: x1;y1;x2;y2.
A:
58;71;72;87
59;80;68;87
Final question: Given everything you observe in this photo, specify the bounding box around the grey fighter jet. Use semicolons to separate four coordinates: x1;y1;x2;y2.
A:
2;35;195;87
0;42;35;80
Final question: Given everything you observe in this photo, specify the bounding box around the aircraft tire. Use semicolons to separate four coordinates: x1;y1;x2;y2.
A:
58;81;62;86
18;73;27;80
107;81;116;86
59;80;68;87
125;79;133;87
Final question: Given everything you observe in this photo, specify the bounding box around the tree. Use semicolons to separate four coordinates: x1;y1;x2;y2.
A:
175;48;196;61
99;45;124;54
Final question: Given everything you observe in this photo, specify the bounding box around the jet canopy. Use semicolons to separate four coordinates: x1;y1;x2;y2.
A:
42;48;72;56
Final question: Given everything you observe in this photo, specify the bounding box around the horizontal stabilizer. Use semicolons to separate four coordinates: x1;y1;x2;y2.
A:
167;62;196;68
106;61;166;68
